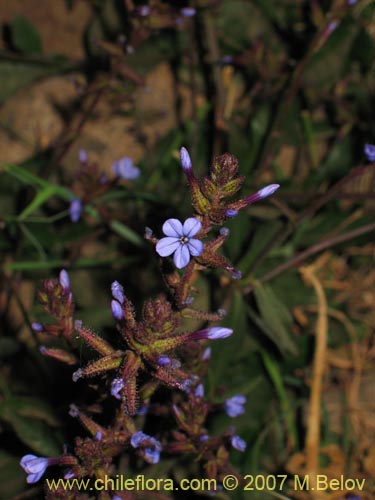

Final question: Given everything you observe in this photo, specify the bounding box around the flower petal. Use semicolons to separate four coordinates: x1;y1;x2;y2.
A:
156;237;180;257
183;218;202;237
162;219;183;237
187;238;203;256
173;244;190;268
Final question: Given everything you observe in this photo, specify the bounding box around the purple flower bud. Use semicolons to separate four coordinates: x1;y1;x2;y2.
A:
64;470;75;479
221;55;233;64
364;143;375;162
20;454;52;484
145;227;153;238
180;147;192;172
225;209;238;218
257;184;280;199
69;404;79;417
217;308;227;317
32;322;43;332
144;446;161;464
137;5;151;16
111;281;125;304
192;327;233;341
225;395;246;418
231;435;247;452
74;319;83;329
113;496;122;500
194;384;204;398
111;300;124;320
59;269;70;290
137;405;149;416
348;0;357;4
220;227;230;236
39;346;47;354
200;434;209;442
202;347;211;361
78;149;88;163
69;198;82;223
184;296;195;305
181;7;196;17
326;20;338;35
157;355;171;366
72;369;83;382
111;378;125;399
94;431;103;441
232;270;242;280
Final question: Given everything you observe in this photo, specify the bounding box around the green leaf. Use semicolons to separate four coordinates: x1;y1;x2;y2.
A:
251;281;298;356
260;350;298;449
12;15;42;54
0;400;60;456
0;451;26;499
110;220;144;247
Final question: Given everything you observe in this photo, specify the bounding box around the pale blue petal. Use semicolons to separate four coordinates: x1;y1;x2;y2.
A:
156;237;180;257
174;244;190;268
183;218;202;237
162;219;183;237
187;239;203;256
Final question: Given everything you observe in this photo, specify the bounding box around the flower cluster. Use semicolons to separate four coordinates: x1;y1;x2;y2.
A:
22;148;279;497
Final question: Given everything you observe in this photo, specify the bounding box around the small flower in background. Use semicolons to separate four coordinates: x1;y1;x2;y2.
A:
225;209;238;218
20;455;52;484
111;299;124;320
224;395;246;418
59;269;70;290
231;435;247;452
194;384;204;398
364;143;375;162
130;431;162;464
112;157;140;180
69;198;82;223
94;431;103;441
180;7;196;17
64;470;75;479
78;149;88;163
137;5;151;16
202;347;211;360
156;218;203;269
31;322;43;332
111;378;125;399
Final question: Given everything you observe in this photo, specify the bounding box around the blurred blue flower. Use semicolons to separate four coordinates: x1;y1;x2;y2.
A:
69;198;82;223
20;455;51;484
231;435;246;452
364;143;375;162
112;157;140;180
225;395;246;418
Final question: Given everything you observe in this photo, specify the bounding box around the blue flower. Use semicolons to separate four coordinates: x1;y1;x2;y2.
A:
130;431;162;464
59;269;70;290
111;300;124;320
231;435;247;452
190;327;233;341
157;355;171;366
156;218;203;269
69;198;82;223
112;157;140;180
111;378;125;399
20;454;51;484
225;395;246;418
111;281;125;304
364;143;375;162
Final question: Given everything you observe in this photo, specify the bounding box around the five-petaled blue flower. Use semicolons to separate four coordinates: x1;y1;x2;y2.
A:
130;431;162;464
156;218;203;269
